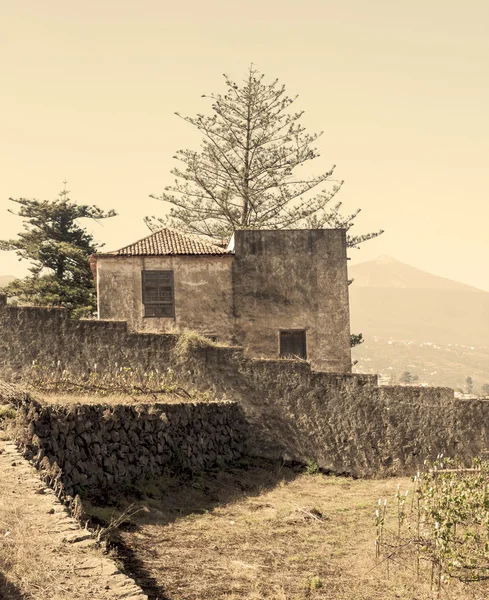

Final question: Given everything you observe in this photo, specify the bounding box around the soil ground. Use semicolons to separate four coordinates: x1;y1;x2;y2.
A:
2;385;488;600
2;437;489;600
109;461;489;600
0;440;147;600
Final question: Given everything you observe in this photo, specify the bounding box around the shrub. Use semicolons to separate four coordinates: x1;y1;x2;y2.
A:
375;455;489;589
171;328;217;364
305;459;320;475
0;406;17;421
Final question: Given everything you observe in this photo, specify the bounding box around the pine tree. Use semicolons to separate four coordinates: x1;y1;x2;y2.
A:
146;65;383;251
0;184;117;317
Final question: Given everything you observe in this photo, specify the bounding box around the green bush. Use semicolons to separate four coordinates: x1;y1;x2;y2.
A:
375;455;489;589
0;406;17;421
305;459;320;475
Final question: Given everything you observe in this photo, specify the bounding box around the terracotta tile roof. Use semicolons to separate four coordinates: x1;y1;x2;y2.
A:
109;228;229;256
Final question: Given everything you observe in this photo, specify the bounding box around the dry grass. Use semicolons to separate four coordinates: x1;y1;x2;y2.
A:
0;491;78;599
0;407;139;600
114;464;489;600
0;447;130;600
35;391;202;406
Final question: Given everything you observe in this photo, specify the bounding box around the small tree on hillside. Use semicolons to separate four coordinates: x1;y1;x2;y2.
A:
400;371;419;385
482;383;489;396
466;376;474;395
0;184;117;317
400;371;413;384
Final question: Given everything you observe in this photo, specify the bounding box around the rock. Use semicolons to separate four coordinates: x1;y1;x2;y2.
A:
15;397;247;496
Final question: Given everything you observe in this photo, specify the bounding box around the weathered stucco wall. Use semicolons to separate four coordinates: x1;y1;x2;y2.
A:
96;255;235;343
95;228;352;370
232;229;351;372
2;298;484;478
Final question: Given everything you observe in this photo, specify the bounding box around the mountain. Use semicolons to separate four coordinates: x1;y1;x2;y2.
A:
349;255;481;292
0;275;15;289
348;256;489;347
349;256;489;391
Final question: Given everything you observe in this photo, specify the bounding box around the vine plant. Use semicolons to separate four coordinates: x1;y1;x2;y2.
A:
375;454;489;591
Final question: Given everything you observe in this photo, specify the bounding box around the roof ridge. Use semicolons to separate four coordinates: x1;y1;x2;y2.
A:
106;227;229;257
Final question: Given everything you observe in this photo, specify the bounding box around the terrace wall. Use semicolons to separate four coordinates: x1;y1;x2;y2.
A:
13;395;247;500
3;297;488;477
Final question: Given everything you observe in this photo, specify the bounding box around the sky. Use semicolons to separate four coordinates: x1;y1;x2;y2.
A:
1;0;488;290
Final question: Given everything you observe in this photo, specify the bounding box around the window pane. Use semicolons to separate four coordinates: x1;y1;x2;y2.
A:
279;330;307;359
144;273;160;285
145;304;174;317
145;287;160;302
158;287;172;302
142;270;174;317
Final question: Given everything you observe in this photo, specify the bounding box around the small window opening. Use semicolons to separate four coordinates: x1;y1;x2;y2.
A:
279;330;307;360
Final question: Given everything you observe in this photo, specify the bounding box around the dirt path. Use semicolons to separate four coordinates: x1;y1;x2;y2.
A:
0;441;148;600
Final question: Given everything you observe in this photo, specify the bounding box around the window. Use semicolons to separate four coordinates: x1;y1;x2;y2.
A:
279;330;307;360
142;270;174;317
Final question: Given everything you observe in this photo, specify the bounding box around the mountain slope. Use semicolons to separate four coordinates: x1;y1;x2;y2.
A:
348;256;489;390
348;257;489;347
349;255;481;292
352;336;489;392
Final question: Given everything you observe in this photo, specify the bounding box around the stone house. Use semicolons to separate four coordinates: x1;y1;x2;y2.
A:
91;227;352;372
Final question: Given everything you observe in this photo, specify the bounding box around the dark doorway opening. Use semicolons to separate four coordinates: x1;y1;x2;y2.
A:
279;330;307;360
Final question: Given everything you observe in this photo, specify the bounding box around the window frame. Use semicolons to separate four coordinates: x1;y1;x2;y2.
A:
141;270;175;318
278;329;307;360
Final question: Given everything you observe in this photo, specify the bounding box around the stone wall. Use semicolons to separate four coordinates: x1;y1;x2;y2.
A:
4;297;489;477
13;394;247;500
0;296;174;377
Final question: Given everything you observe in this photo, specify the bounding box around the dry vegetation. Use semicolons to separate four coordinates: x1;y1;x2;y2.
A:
90;462;487;600
3;380;489;599
0;480;94;600
0;443;138;600
21;356;220;406
35;392;200;406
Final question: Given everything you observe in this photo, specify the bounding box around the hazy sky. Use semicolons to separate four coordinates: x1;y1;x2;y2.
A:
1;1;488;290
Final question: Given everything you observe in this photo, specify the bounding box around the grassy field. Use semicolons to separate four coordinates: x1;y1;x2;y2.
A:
102;460;489;600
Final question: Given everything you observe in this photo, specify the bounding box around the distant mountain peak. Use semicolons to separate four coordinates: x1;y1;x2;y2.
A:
349;257;483;292
375;254;400;264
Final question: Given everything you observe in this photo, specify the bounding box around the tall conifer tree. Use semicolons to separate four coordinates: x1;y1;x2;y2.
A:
147;65;383;252
0;183;117;317
147;66;383;347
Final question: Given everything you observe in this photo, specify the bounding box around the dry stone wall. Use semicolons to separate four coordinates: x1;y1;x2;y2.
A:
14;396;247;500
3;297;489;477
